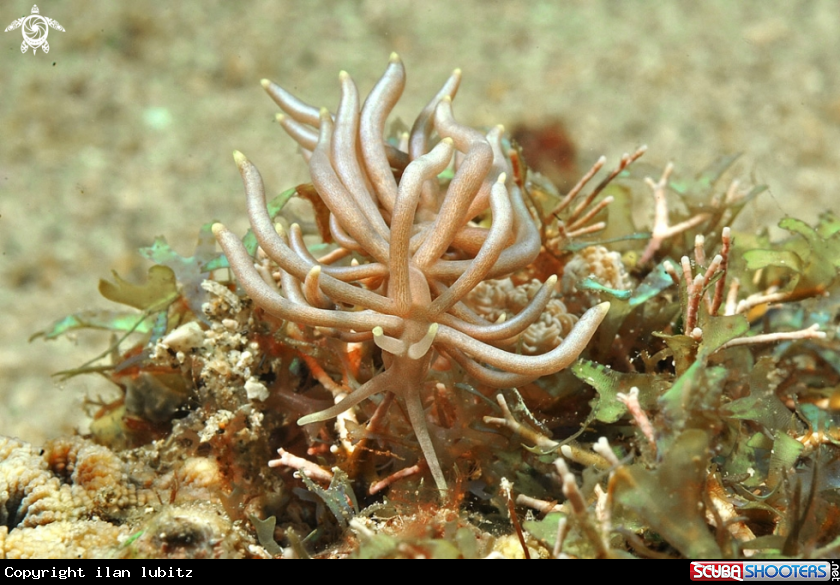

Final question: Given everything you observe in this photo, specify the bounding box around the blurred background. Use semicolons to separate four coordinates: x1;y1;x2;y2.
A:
2;0;839;444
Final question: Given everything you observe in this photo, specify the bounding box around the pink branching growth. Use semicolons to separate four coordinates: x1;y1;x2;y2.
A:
482;393;560;451
639;164;712;265
554;457;612;558
665;226;826;349
369;464;422;495
545;147;646;253
718;324;826;350
616;387;656;457
663;227;731;336
268;448;333;483
213;54;611;493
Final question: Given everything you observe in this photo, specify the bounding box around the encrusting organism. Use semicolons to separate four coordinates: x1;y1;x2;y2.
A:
561;245;632;308
465;278;580;354
212;53;610;493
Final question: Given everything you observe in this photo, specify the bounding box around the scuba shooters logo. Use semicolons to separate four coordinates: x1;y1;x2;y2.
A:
690;561;838;582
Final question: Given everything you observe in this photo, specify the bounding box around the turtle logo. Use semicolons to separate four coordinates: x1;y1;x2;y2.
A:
5;5;65;55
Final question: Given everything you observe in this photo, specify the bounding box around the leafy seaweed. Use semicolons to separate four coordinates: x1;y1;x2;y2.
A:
743;215;840;301
613;430;721;558
298;468;359;529
249;515;284;556
139;223;221;316
572;359;665;424
98;265;178;312
659;361;727;439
